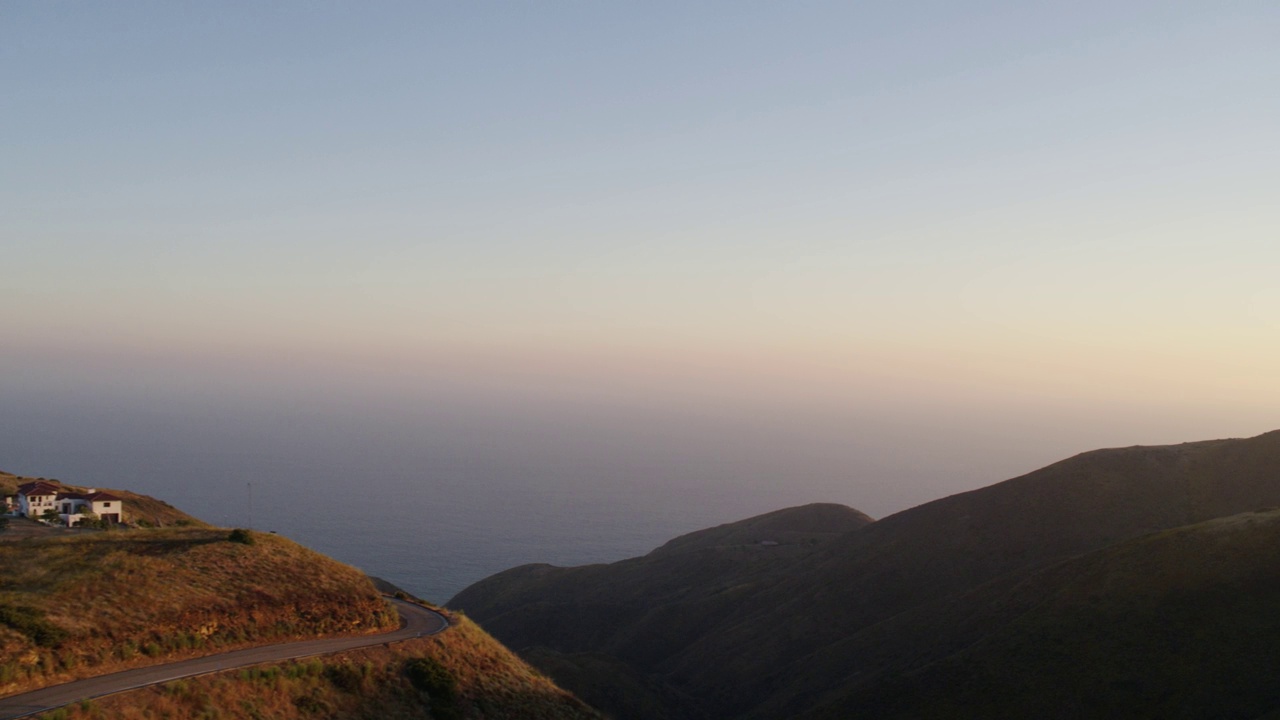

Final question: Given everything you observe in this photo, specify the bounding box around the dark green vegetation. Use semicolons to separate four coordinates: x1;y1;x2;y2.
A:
451;430;1280;719
0;605;67;649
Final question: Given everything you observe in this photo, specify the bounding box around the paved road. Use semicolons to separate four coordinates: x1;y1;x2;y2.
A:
0;599;448;720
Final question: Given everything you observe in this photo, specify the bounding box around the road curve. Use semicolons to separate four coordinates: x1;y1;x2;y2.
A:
0;598;448;720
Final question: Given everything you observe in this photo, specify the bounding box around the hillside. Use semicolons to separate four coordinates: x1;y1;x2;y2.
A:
450;503;876;719
0;472;17;498
0;472;202;527
0;528;395;697
76;614;602;720
1;482;602;719
451;430;1280;719
810;509;1280;719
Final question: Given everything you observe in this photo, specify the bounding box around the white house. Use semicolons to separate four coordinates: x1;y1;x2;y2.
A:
56;490;124;526
17;482;125;526
17;481;60;519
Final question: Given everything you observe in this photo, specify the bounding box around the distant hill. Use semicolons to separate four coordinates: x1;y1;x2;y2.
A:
451;430;1280;719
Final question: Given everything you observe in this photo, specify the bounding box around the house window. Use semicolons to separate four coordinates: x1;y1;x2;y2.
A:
103;502;112;508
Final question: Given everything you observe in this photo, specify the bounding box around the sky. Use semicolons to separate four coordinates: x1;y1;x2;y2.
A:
3;2;1279;520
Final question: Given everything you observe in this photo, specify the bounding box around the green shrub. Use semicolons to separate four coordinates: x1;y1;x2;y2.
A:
293;693;329;714
404;656;457;700
323;662;364;693
0;604;67;648
228;528;255;545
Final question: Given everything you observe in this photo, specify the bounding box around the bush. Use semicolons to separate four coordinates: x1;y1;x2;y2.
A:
404;657;457;700
0;604;67;647
228;529;255;545
323;662;364;693
294;693;329;714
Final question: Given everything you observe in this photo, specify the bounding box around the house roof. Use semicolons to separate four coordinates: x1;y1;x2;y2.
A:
57;491;123;503
17;481;60;497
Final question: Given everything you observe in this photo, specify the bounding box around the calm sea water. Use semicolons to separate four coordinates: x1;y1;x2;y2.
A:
0;381;1084;603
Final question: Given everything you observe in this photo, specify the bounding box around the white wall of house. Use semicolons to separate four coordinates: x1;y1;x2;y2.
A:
20;493;57;518
60;512;86;527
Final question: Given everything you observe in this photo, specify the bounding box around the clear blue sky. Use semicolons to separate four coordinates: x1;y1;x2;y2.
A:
3;2;1278;510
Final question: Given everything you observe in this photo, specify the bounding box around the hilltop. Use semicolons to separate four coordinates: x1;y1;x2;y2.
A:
1;471;201;528
0;527;395;697
451;430;1280;719
1;480;602;719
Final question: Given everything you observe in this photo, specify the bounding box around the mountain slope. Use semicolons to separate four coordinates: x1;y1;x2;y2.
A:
451;430;1280;719
0;527;396;697
810;509;1280;719
451;503;872;719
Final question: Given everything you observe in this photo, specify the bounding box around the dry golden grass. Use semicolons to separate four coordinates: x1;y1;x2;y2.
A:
67;611;603;720
0;529;396;697
0;471;18;498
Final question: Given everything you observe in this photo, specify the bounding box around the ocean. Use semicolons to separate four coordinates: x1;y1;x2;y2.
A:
0;378;1095;603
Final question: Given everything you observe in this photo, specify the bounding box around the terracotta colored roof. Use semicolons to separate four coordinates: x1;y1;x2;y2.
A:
17;481;60;497
56;491;123;503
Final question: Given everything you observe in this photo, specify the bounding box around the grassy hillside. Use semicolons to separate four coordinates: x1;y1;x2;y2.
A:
0;471;18;498
452;430;1280;719
1;476;602;719
0;528;395;696
62;612;603;720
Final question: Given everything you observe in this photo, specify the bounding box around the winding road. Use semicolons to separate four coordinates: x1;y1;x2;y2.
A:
0;598;448;720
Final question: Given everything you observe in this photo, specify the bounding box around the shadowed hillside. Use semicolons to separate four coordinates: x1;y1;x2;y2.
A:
450;503;875;719
451;431;1280;719
809;509;1280;719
